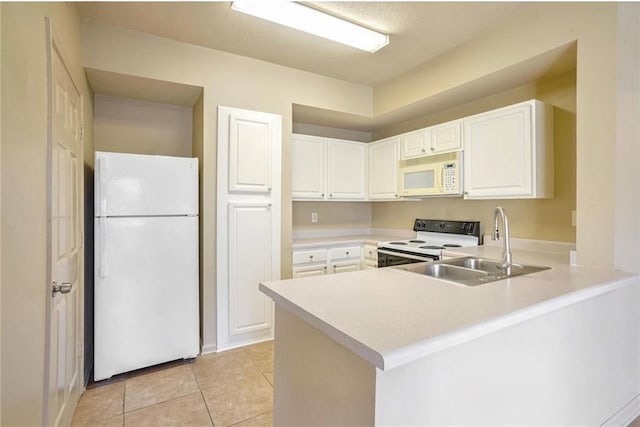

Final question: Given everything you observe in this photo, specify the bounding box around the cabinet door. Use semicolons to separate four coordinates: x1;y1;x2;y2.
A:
292;135;326;199
400;129;430;159
369;137;400;200
228;203;273;337
329;260;361;274
326;139;366;200
292;264;327;278
431;120;462;154
228;111;274;193
463;103;534;198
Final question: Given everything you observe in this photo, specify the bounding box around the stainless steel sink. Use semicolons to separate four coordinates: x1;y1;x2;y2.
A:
445;257;524;273
396;257;550;286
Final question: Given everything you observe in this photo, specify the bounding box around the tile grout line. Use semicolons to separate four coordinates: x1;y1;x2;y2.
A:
192;363;217;426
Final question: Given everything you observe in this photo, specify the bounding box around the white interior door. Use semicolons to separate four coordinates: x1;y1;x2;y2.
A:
47;37;83;426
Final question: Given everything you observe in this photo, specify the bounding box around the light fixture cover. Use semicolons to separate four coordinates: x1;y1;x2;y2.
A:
231;0;389;53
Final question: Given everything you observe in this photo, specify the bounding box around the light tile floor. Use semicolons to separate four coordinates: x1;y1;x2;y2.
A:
72;341;274;427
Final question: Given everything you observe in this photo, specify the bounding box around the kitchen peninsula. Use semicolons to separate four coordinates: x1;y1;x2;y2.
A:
260;247;640;425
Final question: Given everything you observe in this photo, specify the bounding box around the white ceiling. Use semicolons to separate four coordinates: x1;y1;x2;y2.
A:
78;2;529;86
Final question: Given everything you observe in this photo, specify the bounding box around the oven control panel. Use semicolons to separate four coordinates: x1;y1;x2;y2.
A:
413;219;480;238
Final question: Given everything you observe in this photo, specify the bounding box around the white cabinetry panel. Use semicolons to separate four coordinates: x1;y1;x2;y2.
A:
400;129;430;159
228;112;273;193
327;139;367;200
463;100;552;199
431;120;462;154
292;134;326;199
217;106;281;351
369;137;400;200
292;264;327;278
228;203;273;337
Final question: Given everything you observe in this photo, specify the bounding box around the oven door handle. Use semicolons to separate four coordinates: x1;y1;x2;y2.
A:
377;249;436;262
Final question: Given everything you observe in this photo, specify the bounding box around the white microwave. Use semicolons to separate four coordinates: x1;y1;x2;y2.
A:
398;151;462;197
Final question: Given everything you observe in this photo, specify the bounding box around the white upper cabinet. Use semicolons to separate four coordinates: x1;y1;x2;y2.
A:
400;129;430;159
292;134;326;199
368;136;400;200
228;111;274;193
327;139;367;200
462;100;553;199
400;120;461;159
430;120;462;154
292;134;366;201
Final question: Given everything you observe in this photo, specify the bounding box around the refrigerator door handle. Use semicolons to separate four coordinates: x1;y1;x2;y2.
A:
99;218;108;277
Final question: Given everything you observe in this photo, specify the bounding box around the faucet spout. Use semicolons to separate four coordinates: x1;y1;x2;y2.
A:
493;206;512;271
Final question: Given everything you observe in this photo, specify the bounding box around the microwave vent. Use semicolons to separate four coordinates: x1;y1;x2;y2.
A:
399;151;459;168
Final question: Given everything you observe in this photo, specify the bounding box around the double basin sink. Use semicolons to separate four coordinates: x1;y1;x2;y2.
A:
397;256;550;286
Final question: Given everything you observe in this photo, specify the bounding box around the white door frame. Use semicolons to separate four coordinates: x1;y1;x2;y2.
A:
43;17;85;426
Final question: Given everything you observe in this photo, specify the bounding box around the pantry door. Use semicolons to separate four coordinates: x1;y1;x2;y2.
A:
46;24;84;427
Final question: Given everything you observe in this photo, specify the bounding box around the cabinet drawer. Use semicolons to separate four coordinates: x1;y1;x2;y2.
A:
292;249;327;265
329;260;361;274
328;246;361;260
363;244;378;260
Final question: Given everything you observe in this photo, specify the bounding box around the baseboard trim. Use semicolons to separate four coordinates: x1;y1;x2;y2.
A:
201;343;218;355
603;394;640;426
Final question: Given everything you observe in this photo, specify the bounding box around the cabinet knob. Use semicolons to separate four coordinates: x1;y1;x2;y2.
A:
309;255;313;259
464;191;469;195
421;148;426;153
329;193;333;198
346;251;350;255
395;194;398;198
321;193;325;197
430;147;435;151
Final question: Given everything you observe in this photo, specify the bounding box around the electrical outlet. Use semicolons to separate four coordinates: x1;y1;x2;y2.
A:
311;212;318;223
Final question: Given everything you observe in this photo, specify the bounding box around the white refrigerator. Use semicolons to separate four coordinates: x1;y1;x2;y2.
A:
94;151;199;381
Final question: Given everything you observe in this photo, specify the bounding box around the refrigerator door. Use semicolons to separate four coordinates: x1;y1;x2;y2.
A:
94;216;199;381
95;151;198;217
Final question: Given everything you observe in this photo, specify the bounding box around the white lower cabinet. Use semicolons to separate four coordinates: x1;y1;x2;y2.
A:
327;246;362;274
292;264;327;278
291;248;328;278
292;245;365;277
330;260;361;274
362;244;378;269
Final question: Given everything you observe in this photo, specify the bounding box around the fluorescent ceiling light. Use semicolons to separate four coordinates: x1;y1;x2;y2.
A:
231;1;389;53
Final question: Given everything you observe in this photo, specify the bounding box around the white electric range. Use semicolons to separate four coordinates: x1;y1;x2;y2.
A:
378;219;481;267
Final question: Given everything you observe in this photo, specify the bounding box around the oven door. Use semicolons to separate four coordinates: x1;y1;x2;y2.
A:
377;248;439;268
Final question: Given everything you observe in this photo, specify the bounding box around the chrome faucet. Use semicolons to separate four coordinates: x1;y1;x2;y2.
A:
493;206;513;271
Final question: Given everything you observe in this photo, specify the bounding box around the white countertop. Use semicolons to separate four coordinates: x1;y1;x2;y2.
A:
291;228;414;249
261;245;638;371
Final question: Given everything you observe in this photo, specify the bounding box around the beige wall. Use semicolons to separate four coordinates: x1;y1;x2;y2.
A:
81;21;373;351
375;2;638;270
373;71;576;242
293;201;372;231
1;3;93;425
94;94;193;157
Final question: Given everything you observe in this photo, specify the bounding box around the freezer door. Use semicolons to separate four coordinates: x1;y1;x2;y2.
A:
95;151;198;216
94;216;199;381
